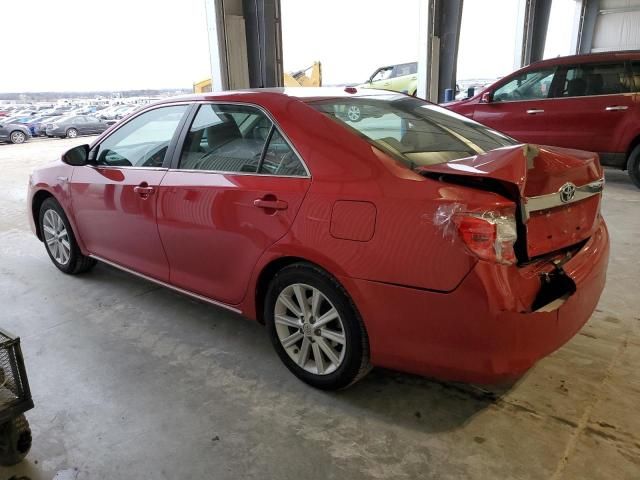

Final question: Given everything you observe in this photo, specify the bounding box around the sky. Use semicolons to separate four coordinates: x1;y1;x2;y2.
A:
0;0;577;93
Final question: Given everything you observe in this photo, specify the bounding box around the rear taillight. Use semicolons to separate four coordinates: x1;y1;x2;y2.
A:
453;209;518;265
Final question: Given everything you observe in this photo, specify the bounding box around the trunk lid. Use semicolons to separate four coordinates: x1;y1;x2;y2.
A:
418;144;604;259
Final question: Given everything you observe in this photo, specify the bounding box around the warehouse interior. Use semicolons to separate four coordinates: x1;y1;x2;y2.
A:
0;0;639;479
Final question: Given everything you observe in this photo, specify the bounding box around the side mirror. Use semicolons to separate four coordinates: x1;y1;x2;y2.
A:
61;144;90;166
480;91;493;103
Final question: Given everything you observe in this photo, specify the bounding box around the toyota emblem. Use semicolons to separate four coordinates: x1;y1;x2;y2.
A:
559;182;576;203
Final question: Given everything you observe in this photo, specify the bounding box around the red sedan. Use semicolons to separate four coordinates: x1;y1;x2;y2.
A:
27;88;609;389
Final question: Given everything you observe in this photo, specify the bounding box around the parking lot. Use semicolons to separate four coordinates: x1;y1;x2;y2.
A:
0;137;638;479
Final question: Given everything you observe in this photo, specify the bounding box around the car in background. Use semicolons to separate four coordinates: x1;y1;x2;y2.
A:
45;115;108;138
444;51;640;188
0;119;31;144
359;62;418;96
28;89;608;389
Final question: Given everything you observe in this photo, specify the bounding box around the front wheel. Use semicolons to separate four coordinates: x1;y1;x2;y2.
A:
9;131;26;144
627;145;640;189
66;128;78;138
39;197;96;274
0;415;32;466
265;263;371;390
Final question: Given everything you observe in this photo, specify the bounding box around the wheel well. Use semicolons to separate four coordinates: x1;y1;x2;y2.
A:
627;135;640;163
254;256;318;324
31;190;54;240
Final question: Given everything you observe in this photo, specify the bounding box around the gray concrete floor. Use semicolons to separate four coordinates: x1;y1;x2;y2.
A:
0;137;638;480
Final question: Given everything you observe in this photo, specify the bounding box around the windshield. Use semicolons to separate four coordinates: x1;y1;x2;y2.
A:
309;95;516;168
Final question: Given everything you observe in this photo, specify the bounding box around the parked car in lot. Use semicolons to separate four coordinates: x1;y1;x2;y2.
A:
0;120;31;144
359;62;418;96
28;89;609;389
445;51;640;188
45;115;109;138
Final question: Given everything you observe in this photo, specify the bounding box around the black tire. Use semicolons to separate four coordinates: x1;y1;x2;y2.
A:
0;415;32;466
265;262;371;390
627;145;640;189
39;197;96;274
9;130;26;144
66;128;78;138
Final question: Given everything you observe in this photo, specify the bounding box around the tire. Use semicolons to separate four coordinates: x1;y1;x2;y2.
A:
346;105;362;122
265;262;371;390
0;415;32;466
627;144;640;189
9;130;26;144
39;197;96;274
66;128;78;138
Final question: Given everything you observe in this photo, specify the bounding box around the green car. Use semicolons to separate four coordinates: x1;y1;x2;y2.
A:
360;62;417;95
345;62;417;122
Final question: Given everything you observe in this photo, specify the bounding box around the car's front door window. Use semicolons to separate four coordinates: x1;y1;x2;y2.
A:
493;68;556;102
95;105;188;168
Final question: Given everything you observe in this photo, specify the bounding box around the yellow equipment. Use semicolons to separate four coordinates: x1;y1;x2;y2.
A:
193;62;321;92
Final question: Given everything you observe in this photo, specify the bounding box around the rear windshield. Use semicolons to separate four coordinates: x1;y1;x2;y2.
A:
308;94;516;168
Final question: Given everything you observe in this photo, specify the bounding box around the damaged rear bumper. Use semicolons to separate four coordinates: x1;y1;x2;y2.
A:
342;220;609;384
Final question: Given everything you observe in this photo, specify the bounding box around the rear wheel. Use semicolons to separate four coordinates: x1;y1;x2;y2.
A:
0;415;31;466
346;105;362;122
265;262;371;390
9;131;26;144
66;128;78;138
39;197;96;274
627;145;640;189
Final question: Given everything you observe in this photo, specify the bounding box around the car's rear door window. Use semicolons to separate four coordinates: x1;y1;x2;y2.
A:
554;62;631;97
95;105;188;168
178;103;307;176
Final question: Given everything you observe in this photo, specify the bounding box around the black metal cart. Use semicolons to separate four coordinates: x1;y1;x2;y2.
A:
0;329;33;466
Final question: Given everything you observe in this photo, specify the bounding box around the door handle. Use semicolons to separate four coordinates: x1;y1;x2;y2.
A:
133;183;155;198
605;105;628;111
526;109;545;114
253;198;288;211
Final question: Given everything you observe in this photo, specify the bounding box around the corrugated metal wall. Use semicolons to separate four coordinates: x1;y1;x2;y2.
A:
592;0;640;52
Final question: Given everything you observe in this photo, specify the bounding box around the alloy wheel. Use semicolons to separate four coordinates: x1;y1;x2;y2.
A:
347;105;361;122
10;131;25;144
67;129;78;138
42;209;71;265
274;283;346;375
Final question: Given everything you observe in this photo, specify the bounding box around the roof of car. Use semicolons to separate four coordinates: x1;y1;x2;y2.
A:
154;87;403;105
530;50;640;68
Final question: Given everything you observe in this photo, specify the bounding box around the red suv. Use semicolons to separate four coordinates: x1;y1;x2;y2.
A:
445;51;640;188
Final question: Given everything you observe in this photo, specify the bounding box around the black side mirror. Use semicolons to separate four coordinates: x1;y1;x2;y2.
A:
61;144;90;166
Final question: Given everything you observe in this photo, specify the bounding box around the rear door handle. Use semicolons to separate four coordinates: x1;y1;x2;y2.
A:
253;198;288;210
133;183;155;198
605;105;628;111
526;109;545;114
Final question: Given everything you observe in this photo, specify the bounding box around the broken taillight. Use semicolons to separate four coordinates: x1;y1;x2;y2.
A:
453;209;518;265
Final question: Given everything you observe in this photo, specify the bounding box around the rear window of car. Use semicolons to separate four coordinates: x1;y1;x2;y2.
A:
308;95;516;168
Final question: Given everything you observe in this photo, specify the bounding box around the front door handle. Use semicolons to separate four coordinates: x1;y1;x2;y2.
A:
254;197;288;211
605;105;628;111
133;183;155;199
526;109;545;114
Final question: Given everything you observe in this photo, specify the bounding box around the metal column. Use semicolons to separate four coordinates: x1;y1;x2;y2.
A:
519;0;553;67
242;0;284;88
577;0;599;54
417;0;463;103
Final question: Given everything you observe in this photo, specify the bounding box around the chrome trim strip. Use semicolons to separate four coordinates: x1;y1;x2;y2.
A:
89;254;243;314
524;178;604;217
166;168;310;179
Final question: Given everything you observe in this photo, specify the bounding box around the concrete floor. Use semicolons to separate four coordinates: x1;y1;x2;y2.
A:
0;137;638;480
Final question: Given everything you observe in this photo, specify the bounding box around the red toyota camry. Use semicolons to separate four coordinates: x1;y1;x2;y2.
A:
27;88;609;389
